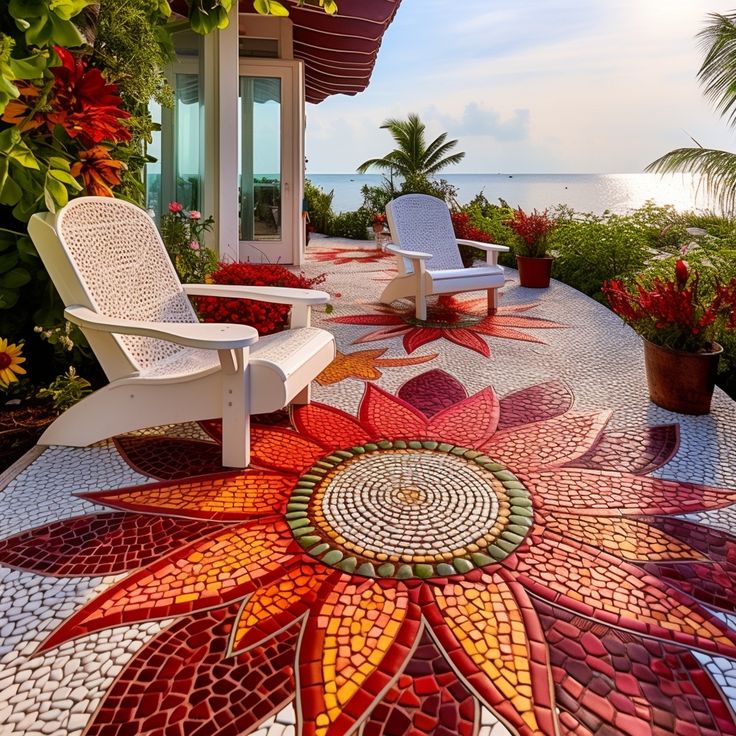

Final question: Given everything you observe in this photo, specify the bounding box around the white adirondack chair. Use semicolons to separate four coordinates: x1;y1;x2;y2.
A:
27;196;336;468
382;194;509;320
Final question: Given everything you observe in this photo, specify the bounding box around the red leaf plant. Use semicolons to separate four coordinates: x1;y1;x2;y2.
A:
505;208;557;258
602;259;736;353
195;262;327;336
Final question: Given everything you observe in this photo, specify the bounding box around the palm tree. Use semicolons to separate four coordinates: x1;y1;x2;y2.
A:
357;113;465;178
647;12;736;213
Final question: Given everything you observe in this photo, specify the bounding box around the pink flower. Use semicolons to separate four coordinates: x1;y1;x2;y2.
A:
189;241;200;251
675;259;689;287
168;202;183;213
189;210;201;220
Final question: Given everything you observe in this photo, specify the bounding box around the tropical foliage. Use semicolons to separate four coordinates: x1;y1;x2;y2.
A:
357;113;465;178
647;11;736;213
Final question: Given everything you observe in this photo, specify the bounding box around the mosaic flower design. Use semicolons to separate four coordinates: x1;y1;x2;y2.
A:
328;296;566;357
2;373;736;735
309;247;394;266
316;347;438;385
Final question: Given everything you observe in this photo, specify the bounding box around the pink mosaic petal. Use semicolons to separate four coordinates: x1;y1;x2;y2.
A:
497;380;574;430
38;520;298;653
398;368;468;417
527;468;736;516
427;387;500;446
486;411;611;469
442;327;491;357
85;603;298;736
564;424;680;474
0;513;223;576
639;516;736;562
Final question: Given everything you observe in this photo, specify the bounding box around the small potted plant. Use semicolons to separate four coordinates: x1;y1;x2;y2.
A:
603;259;736;414
372;212;386;234
505;207;557;287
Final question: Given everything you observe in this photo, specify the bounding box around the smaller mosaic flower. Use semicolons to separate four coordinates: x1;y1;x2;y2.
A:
316;348;437;385
309;247;394;266
329;295;566;357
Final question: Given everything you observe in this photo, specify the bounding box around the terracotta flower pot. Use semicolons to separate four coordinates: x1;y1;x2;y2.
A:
372;222;384;234
643;339;722;415
516;255;553;288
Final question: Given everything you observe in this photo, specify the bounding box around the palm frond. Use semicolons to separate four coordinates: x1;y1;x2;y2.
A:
698;12;736;128
646;147;736;214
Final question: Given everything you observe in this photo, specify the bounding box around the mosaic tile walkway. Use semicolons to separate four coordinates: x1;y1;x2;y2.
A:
1;238;736;735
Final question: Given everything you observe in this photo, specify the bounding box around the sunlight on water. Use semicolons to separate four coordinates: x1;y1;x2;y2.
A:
307;173;716;216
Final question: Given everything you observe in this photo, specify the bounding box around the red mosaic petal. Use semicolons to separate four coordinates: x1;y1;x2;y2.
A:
297;577;421;736
528;468;736;516
38;520;298;653
353;325;412;344
292;403;372;449
486;412;611;469
497;380;573;430
0;513;223;576
403;327;445;354
427;388;500;447
82;470;292;521
473;324;546;343
231;563;336;654
564;424;680;474
442;327;491;357
475;314;567;334
114;435;224;479
85;602;298;736
532;596;736;736
199;409;291;442
362;630;476;736
250;426;326;474
639;516;736;562
397;369;468;417
506;528;736;659
421;573;559;736
359;383;428;439
640;560;736;614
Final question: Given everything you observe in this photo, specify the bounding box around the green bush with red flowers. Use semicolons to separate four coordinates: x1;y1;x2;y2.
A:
195;262;327;336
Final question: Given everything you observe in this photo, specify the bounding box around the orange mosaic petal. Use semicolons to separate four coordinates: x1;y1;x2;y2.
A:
82;470;293;521
485;411;612;469
508;528;736;659
292;403;371;449
230;562;335;655
316;350;386;385
545;513;707;562
38;519;298;653
298;577;421;736
426;572;558;736
426;387;500;446
250;426;326;474
527;468;736;516
476;314;567;333
358;383;428;439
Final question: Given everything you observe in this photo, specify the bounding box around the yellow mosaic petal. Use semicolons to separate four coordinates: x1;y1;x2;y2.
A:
431;573;546;734
545;513;707;561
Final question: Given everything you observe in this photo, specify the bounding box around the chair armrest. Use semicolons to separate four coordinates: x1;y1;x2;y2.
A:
384;244;433;261
183;283;330;305
456;239;510;253
65;305;259;350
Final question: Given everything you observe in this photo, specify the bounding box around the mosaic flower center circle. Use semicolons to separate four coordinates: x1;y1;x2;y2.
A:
288;441;533;579
401;304;482;329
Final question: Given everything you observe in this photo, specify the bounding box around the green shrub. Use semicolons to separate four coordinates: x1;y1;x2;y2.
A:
304;180;335;234
326;209;372;240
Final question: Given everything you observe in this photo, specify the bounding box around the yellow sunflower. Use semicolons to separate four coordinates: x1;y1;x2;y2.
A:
0;338;26;388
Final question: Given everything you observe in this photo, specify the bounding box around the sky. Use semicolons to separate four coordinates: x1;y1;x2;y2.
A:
304;0;736;174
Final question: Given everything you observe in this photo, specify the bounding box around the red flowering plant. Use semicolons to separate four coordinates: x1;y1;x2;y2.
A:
195;262;327;336
504;207;557;258
602;258;736;353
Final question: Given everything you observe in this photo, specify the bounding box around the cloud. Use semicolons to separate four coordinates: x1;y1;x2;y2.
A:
430;103;530;142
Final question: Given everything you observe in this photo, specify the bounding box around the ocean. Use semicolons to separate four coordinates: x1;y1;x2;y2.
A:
306;173;714;216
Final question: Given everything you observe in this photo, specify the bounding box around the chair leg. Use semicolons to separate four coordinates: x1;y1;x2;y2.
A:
220;348;251;468
292;384;311;406
487;288;498;315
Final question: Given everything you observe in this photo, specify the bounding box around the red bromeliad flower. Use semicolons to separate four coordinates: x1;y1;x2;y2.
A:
603;259;736;353
328;295;565;357
70;145;126;197
1;372;735;735
1;47;130;146
505;208;556;258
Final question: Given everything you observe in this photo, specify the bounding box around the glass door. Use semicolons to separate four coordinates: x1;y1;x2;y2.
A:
238;63;294;263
